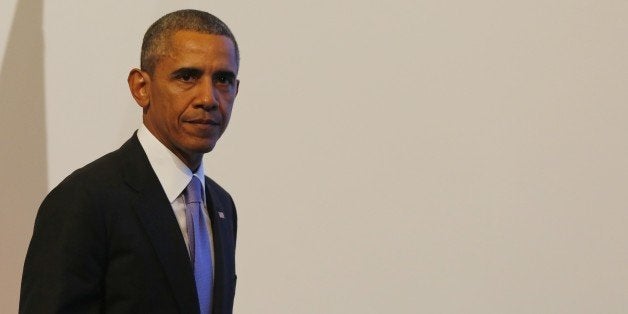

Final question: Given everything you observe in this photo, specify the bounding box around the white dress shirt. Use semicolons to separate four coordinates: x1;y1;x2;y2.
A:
136;125;214;265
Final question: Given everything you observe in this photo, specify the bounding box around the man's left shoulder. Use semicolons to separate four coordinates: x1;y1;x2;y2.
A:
204;176;232;198
204;176;236;210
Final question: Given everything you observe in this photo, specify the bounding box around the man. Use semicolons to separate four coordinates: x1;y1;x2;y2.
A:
20;10;239;314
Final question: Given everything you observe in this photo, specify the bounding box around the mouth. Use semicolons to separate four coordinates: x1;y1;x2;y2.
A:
183;117;223;137
185;118;221;126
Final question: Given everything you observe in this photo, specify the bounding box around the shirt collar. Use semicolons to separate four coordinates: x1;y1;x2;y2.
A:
137;125;206;203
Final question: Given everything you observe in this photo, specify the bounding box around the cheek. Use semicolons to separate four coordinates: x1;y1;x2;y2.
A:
154;90;188;123
221;103;234;122
220;92;236;114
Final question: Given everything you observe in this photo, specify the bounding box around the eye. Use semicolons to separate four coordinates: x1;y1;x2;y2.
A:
178;73;195;82
172;68;202;83
214;72;236;87
216;75;232;85
176;72;198;82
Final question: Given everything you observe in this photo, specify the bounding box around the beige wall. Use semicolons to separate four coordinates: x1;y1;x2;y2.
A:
1;0;45;312
2;1;627;313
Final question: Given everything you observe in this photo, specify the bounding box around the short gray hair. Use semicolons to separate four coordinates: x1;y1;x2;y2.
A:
140;9;239;74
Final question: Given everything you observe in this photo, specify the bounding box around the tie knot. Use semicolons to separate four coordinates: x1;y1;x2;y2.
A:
184;176;203;204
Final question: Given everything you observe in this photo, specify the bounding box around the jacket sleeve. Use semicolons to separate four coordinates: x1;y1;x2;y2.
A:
20;175;107;314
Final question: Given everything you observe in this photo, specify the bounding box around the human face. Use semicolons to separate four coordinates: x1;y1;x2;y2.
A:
133;31;239;169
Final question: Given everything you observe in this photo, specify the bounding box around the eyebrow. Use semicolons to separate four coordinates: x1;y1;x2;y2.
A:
169;68;237;80
213;70;237;79
170;67;203;78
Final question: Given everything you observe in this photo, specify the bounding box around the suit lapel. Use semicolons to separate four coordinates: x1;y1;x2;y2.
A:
120;135;199;314
205;180;228;312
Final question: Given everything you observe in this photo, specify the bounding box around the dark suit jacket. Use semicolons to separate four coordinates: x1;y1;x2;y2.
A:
20;134;237;314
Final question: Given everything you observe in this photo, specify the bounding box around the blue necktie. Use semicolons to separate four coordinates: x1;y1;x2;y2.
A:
185;176;213;314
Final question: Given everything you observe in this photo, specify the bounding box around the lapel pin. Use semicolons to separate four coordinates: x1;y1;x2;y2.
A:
218;211;225;219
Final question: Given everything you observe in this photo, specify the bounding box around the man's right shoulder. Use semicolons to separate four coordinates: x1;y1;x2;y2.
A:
50;136;142;195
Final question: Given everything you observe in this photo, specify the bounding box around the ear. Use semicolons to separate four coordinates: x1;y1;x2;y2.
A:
127;68;151;108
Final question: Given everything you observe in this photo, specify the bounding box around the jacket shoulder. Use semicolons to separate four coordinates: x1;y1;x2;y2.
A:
53;135;145;192
204;176;232;198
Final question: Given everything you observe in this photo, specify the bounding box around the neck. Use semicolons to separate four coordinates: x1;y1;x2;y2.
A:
177;152;202;172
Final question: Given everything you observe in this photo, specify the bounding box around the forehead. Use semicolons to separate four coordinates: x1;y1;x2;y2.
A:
160;30;238;70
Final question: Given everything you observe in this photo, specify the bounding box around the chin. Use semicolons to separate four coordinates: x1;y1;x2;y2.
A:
192;142;217;154
184;136;219;153
189;145;215;154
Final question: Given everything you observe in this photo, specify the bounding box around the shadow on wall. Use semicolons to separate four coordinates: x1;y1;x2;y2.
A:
0;0;46;311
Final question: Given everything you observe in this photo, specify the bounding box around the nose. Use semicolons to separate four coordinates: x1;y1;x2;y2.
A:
197;78;218;110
